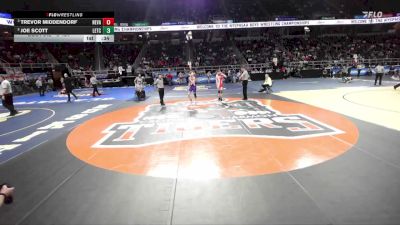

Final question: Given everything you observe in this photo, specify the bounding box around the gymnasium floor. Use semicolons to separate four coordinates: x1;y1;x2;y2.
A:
0;76;399;225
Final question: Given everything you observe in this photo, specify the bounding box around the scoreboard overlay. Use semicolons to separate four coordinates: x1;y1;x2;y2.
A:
13;11;114;42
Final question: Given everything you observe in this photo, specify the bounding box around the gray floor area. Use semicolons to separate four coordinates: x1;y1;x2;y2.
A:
1;78;400;225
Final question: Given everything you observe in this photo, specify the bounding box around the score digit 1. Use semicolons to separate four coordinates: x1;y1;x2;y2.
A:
102;18;115;35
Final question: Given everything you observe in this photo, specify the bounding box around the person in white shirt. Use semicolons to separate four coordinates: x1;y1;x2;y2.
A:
374;64;385;86
0;76;18;116
239;67;249;100
35;77;45;96
153;74;165;106
134;74;144;91
135;74;145;100
206;71;212;84
90;75;101;97
178;72;185;85
118;65;124;76
47;78;54;91
258;74;273;94
126;64;132;76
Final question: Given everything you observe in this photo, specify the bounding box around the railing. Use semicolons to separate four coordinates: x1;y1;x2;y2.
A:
0;62;69;69
1;58;399;79
147;58;400;72
71;70;120;78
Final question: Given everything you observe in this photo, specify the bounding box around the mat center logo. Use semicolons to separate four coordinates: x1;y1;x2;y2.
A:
67;98;359;178
93;100;343;148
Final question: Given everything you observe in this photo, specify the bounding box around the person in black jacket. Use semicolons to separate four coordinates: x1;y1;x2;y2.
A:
63;74;78;102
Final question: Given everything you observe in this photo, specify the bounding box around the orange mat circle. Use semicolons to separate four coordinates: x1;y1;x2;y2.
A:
67;99;359;179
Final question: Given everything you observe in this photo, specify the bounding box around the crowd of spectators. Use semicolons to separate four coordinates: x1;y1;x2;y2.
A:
1;33;399;73
236;35;400;66
103;44;142;70
0;41;48;64
47;44;95;70
193;41;241;66
141;42;186;68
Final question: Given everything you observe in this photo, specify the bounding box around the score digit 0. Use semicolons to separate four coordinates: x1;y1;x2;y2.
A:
102;18;115;26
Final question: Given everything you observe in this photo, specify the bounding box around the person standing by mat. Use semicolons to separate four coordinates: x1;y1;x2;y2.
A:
63;74;78;102
0;76;18;116
90;75;101;97
374;63;384;86
188;71;197;105
36;77;45;96
216;69;227;101
239;67;249;100
392;71;400;90
154;74;165;106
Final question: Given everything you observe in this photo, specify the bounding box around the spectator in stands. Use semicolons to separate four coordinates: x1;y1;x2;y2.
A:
118;65;124;77
0;76;18;116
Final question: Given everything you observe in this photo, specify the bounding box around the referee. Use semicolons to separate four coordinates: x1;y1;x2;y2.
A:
239;67;249;100
0;76;18;116
153;74;165;106
90;75;101;97
374;64;384;86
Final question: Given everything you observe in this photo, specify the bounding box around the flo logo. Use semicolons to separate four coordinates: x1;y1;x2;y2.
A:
93;100;343;148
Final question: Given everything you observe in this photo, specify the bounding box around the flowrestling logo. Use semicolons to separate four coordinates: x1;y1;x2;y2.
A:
93;100;343;148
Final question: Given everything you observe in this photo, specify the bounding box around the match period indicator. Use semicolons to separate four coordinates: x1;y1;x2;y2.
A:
13;11;114;42
13;34;114;43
